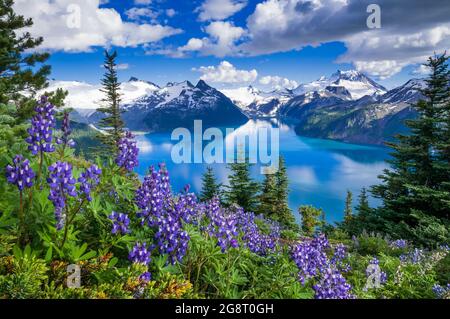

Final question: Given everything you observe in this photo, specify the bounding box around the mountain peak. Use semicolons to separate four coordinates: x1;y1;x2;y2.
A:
128;76;139;82
195;79;211;90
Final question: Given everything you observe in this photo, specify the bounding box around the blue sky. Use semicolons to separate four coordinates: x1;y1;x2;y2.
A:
15;0;450;90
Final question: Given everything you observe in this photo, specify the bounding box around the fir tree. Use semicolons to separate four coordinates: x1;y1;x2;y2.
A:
372;53;450;245
274;157;296;228
200;166;221;201
344;190;353;223
225;161;259;212
299;205;323;237
96;50;125;155
258;172;277;218
0;0;68;152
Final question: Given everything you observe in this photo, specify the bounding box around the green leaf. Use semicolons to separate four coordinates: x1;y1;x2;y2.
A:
45;246;53;262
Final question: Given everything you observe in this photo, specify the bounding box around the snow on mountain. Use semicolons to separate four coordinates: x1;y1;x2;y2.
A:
380;78;425;104
43;78;160;115
293;70;387;100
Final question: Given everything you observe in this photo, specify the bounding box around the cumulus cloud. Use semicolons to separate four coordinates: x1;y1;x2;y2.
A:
242;0;450;78
412;64;432;76
259;75;298;89
13;0;182;52
125;7;159;22
166;21;245;57
193;61;257;83
197;0;247;21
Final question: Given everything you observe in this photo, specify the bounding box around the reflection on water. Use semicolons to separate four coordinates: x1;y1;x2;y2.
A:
135;119;390;224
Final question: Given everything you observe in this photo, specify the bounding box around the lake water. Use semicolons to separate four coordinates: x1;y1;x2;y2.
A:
135;119;390;224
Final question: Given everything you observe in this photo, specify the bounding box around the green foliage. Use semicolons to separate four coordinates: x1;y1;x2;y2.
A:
200;166;221;201
0;245;48;298
351;232;391;256
258;157;297;231
434;252;450;285
95;50;125;156
298;205;323;237
371;53;450;246
224;161;260;212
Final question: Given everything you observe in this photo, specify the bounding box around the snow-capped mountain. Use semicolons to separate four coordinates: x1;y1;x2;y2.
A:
222;70;387;118
379;79;425;104
44;77;160;118
293;70;387;100
292;78;426;145
221;86;294;118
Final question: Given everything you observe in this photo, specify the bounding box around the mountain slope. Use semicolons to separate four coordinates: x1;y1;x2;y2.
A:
293;79;424;145
140;80;248;131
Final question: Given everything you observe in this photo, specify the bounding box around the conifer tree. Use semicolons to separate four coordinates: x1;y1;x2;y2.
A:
344;190;353;223
0;0;66;152
299;205;323;237
96;50;125;155
372;53;450;245
274;157;296;228
258;172;277;217
200;166;221;201
225;161;259;212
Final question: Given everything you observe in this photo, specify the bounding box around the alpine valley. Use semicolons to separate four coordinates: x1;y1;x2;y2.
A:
45;70;425;145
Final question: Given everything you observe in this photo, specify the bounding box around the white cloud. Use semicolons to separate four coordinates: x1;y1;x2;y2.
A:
134;0;152;5
180;38;204;52
125;7;158;22
353;60;407;80
242;0;450;78
259;75;298;89
197;0;247;21
166;21;245;57
193;61;257;83
166;9;176;17
116;63;130;70
13;0;182;52
412;64;432;76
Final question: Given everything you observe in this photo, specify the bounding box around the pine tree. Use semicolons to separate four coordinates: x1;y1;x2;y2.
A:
258;172;278;218
200;166;221;201
0;0;61;153
372;53;450;245
299;205;323;237
356;187;370;217
0;0;51;107
274;157;296;228
225;161;259;212
96;50;125;155
344;190;353;223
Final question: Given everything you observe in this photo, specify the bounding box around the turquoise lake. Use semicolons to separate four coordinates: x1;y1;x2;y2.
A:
135;120;390;224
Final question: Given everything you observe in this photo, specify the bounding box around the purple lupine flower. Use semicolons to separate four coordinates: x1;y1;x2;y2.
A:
331;244;351;272
390;239;408;249
235;209;279;256
26;96;56;155
108;211;130;235
204;197;239;252
56;112;75;148
47;161;77;230
313;266;353;299
77;164;101;201
116;131;139;171
139;272;152;283
5;155;35;191
135;164;191;264
291;234;330;284
400;248;425;264
433;284;450;299
129;242;151;265
366;257;387;284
